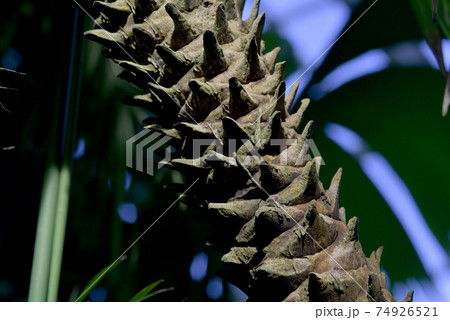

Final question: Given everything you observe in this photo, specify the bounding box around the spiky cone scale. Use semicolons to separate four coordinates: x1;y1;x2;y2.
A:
86;0;409;302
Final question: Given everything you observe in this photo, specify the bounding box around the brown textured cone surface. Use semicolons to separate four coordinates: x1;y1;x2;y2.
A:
86;0;408;302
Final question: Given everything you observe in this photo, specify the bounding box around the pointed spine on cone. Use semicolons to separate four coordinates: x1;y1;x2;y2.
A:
285;81;300;115
129;26;157;61
343;217;359;243
208;199;261;222
183;80;220;120
241;36;265;82
368;246;384;273
215;4;234;44
264;47;281;73
165;3;198;49
308;273;344;302
286;96;309;130
262;204;336;259
156;45;192;82
327;168;342;220
301;120;315;140
245;0;261;28
225;77;258;118
247;13;265;53
118;60;161;81
274;120;314;167
135;0;160;20
195;31;228;78
262;62;286;95
272;62;286;83
222;246;259;267
258;112;289;154
368;273;387;302
269;81;288;119
268;160;320;206
148;82;182;116
402;290;414;302
265;111;285;140
222;117;251;141
259;161;302;193
254;204;305;237
251;257;312;300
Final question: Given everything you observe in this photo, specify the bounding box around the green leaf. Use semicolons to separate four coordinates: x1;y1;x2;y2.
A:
132;288;175;302
0;67;26;75
129;280;163;302
304;0;422;93
75;256;127;302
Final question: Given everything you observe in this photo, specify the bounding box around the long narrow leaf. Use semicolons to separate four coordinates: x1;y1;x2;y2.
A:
28;165;60;301
0;67;26;75
129;280;163;302
46;8;85;301
76;256;127;302
133;288;175;302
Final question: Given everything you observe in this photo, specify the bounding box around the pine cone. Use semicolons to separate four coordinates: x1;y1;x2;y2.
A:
85;0;412;302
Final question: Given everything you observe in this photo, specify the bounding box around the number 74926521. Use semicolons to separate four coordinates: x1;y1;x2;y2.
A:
376;307;438;317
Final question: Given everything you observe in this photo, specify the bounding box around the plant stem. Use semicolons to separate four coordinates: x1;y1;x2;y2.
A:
46;8;83;301
47;164;71;301
28;165;59;301
28;7;83;302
